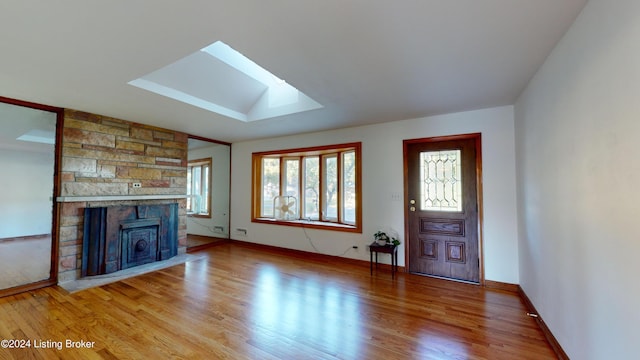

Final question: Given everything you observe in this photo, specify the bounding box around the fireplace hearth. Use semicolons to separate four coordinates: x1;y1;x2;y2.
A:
82;204;178;276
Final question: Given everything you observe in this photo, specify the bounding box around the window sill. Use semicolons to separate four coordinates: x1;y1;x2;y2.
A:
252;218;361;233
187;213;211;218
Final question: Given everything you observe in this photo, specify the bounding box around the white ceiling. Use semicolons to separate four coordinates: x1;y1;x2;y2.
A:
0;1;587;143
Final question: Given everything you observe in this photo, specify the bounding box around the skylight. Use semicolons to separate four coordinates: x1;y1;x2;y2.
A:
16;129;55;145
128;41;322;122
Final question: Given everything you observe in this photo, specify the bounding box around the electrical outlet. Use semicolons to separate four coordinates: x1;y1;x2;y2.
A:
132;182;142;188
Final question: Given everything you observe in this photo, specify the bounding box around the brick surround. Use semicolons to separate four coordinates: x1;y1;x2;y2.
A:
57;109;188;283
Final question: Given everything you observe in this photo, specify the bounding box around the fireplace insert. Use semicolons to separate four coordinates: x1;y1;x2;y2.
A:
82;204;178;276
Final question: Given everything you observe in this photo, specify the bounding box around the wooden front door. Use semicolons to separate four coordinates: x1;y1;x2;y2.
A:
404;134;481;283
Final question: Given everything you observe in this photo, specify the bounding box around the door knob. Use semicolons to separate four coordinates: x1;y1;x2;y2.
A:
410;199;416;205
410;206;416;212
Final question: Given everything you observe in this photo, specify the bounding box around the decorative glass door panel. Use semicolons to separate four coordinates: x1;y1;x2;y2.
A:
420;150;462;212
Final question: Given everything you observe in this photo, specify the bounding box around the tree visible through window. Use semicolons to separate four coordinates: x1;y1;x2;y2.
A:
187;158;211;217
252;143;362;232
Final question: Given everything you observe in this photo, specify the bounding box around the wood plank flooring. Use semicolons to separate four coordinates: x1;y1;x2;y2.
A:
0;236;51;290
0;242;556;359
186;234;229;253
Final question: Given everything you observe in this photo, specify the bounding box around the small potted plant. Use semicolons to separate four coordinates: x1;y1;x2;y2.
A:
374;230;400;246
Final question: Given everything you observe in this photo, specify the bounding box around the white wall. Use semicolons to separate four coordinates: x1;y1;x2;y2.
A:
515;0;640;358
0;148;54;238
231;105;519;284
187;143;231;238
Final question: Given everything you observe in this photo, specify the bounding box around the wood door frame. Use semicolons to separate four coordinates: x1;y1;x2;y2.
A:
0;96;63;298
186;134;232;249
402;133;485;285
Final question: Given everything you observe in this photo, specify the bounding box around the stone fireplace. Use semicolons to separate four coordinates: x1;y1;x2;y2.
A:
57;109;189;284
82;204;178;276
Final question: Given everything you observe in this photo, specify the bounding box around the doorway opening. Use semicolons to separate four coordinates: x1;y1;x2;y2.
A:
0;96;63;297
186;136;231;252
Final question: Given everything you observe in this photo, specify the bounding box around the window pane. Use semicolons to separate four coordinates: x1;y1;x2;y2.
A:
202;165;210;214
193;166;202;212
323;155;338;221
420;150;462;212
187;159;212;216
283;159;300;199
262;158;280;217
342;151;356;224
186;166;192;211
303;157;319;220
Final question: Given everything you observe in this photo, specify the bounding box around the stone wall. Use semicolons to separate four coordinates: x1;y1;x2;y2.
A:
57;109;188;283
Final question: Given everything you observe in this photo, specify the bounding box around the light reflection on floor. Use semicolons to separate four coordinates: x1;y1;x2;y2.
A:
252;265;363;358
417;331;471;359
185;257;209;282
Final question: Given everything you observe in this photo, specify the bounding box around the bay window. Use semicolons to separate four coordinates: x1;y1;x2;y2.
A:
252;142;361;232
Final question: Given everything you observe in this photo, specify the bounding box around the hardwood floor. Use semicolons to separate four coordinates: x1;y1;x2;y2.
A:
0;242;556;359
186;234;229;253
0;235;51;290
